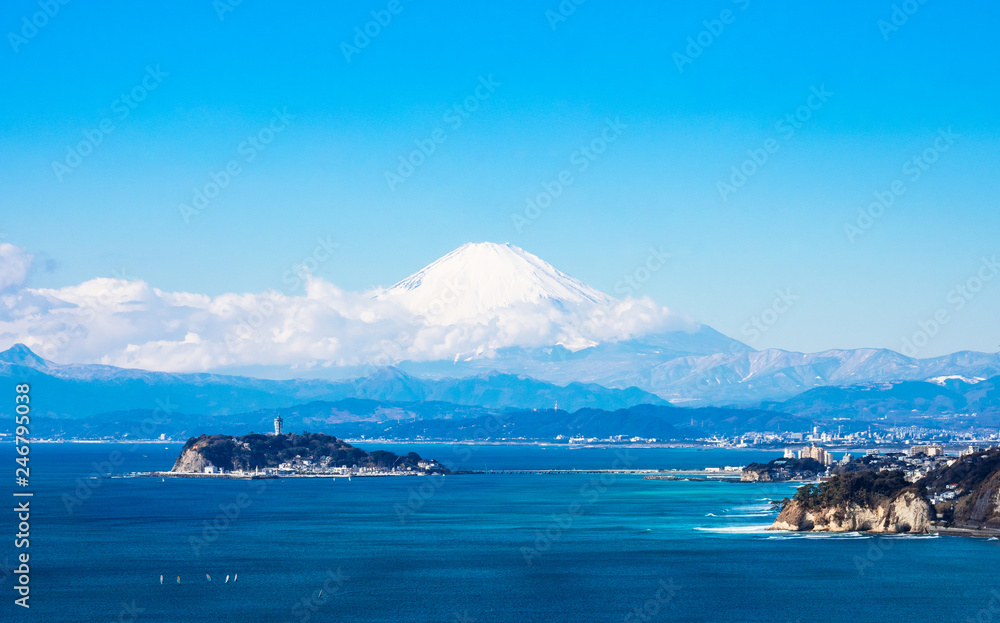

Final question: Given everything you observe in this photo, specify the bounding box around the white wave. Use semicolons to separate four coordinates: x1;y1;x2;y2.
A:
694;525;773;534
730;504;773;513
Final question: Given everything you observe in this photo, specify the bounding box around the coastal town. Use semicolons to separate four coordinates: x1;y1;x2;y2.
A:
739;439;993;484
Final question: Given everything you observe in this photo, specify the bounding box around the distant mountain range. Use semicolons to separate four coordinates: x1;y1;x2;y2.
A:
6;343;1000;441
412;341;1000;405
0;343;665;418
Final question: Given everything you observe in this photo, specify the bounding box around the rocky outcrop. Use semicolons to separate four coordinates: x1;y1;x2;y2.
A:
920;449;1000;530
740;470;774;482
170;438;217;473
771;490;932;533
741;457;823;483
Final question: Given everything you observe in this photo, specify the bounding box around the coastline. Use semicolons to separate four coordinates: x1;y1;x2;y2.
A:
18;438;978;456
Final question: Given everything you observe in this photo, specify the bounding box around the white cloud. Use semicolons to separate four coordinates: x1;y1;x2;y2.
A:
0;244;33;291
0;273;693;372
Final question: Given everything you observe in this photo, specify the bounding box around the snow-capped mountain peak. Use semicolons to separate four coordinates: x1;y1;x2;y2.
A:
377;242;613;323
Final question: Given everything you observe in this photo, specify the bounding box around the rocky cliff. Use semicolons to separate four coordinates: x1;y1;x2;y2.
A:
919;448;1000;530
771;489;932;533
172;441;215;472
770;469;933;533
767;449;1000;535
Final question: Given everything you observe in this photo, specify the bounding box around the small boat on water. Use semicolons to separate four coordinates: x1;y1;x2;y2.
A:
225;575;230;583
206;574;212;582
176;576;181;584
160;575;163;584
234;573;238;583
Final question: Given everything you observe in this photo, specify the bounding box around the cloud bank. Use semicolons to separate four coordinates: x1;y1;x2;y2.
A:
0;244;693;372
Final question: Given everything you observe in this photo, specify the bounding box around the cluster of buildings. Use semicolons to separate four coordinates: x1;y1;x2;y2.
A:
704;424;1000;452
784;443;838;467
563;435;662;445
771;441;987;483
201;454;445;477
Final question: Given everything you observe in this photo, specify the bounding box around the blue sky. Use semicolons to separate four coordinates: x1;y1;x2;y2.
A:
2;0;998;357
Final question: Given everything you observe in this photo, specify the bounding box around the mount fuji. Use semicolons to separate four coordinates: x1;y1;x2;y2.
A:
377;242;613;323
366;242;1000;404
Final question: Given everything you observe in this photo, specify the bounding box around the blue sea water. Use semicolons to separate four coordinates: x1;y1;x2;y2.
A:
3;443;999;622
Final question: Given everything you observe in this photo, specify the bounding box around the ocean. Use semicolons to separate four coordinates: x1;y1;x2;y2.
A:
3;443;999;622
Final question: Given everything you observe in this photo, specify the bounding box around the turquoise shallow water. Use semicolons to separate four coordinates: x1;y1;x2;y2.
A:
3;443;999;622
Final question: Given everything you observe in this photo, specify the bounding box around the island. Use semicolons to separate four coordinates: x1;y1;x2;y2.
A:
769;448;1000;535
740;457;823;482
159;432;450;478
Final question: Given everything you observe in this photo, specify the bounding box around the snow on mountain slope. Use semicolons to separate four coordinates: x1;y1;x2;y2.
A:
377;242;613;323
372;241;690;352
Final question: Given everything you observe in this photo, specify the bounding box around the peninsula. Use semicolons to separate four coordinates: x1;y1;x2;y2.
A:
769;448;1000;534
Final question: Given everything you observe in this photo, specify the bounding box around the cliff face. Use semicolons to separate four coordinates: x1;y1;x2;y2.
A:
919;449;1000;530
171;438;215;472
771;490;932;533
740;470;774;482
950;470;1000;529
